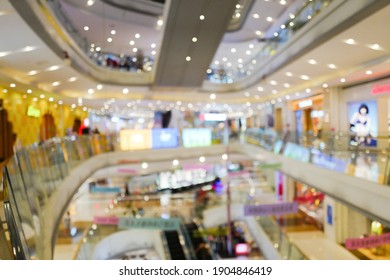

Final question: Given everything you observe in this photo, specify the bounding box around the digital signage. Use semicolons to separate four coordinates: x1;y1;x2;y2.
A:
182;128;212;148
120;129;152;151
151;128;179;149
348;100;378;147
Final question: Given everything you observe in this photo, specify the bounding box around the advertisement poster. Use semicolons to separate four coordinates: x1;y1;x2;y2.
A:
348;100;378;146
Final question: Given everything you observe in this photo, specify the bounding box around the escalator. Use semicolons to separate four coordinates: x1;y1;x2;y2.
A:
163;230;186;260
185;222;213;260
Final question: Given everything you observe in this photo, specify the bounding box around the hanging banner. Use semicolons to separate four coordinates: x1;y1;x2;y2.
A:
244;202;298;216
93;216;119;225
118;217;180;230
345;233;390;250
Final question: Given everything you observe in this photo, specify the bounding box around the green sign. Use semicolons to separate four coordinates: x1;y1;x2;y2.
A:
118;217;180;231
26;105;41;118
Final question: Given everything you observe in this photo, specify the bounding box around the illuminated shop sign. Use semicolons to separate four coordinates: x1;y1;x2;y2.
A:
182;128;212;147
151;128;179;149
371;84;390;95
26;106;41;118
120;129;152;150
298;99;313;108
203;113;227;121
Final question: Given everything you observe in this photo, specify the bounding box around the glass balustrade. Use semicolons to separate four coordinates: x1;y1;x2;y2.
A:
206;0;334;84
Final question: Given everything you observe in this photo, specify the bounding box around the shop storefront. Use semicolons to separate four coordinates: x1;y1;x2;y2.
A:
290;94;324;141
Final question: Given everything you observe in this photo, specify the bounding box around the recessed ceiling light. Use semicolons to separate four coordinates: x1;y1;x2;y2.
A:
49;97;54;102
135;33;140;39
0;51;12;58
68;77;77;82
249;44;254;49
133;47;138;52
227;62;232;67
88;88;94;94
235;13;241;18
52;81;61;86
301;75;310;80
281;24;286;29
129;40;135;45
327;64;337;69
255;30;262;36
270;80;277;85
305;88;311;93
289;13;295;19
123;88;129;94
244;92;250;97
157;19;163;26
96;84;103;90
186;56;191;61
238;58;243;63
87;0;94;6
344;38;356;45
246;50;251;55
267;17;273;22
10;83;16;88
47;65;61;71
368;43;382;51
340;78;346;83
231;48;236;53
206;68;212;74
246;102;251;107
280;0;287;5
95;47;101;51
151;43;156;48
272;90;278;94
222;57;227;62
192;37;197;42
110;30;116;35
323;83;328;88
283;83;290;88
257;86;264;92
107;37;112;42
151;50;156;55
214;60;219;65
366;70;373;75
199;15;205;20
40;94;45;99
308;59;317;65
274;32;279;37
286;72;293;77
27;89;32;94
33;97;38;102
141;162;148;169
285;95;290;100
253;13;260;19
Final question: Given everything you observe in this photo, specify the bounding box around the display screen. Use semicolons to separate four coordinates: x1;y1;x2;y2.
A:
151;128;179;149
348;100;378;146
182;128;212;147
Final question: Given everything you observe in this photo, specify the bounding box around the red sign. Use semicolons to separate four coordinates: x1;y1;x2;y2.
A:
228;170;250;178
117;168;138;174
93;216;119;225
345;232;390;250
371;84;390;95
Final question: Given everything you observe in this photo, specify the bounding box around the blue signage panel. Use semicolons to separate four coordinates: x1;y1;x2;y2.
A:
151;128;179;149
